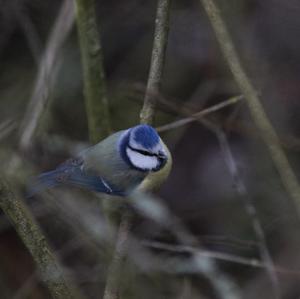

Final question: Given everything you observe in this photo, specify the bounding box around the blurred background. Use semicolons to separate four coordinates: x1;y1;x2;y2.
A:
1;0;300;298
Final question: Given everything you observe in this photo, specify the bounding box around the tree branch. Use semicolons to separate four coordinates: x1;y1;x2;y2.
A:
75;0;111;143
0;178;85;299
103;1;172;298
19;0;74;152
140;0;171;124
199;0;300;218
156;95;242;132
142;240;300;276
201;119;280;299
102;210;133;299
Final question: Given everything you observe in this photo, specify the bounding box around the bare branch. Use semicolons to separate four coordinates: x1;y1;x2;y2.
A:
103;211;133;299
103;1;172;298
0;118;17;141
201;119;280;299
140;0;171;124
199;0;300;219
156;95;242;132
142;240;300;276
131;192;242;299
19;0;75;152
15;3;43;65
0;178;86;299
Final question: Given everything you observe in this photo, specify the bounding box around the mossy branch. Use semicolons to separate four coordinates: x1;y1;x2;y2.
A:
0;178;85;299
75;0;111;144
199;0;300;215
103;1;172;299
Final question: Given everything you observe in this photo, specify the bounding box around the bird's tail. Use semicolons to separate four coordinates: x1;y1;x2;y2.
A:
27;164;126;197
27;168;65;198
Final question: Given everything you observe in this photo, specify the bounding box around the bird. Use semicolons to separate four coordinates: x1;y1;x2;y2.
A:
29;124;172;197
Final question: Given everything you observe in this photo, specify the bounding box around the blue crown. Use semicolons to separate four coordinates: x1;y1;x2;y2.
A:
132;125;159;149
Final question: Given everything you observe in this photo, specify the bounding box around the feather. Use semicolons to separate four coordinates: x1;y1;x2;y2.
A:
27;158;125;197
28;125;168;197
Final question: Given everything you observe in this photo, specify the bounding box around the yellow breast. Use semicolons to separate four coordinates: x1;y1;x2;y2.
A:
138;139;172;192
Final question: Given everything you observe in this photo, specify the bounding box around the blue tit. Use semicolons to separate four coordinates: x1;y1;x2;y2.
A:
29;125;172;197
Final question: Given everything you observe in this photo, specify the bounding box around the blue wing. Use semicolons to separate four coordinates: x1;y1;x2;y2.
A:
28;158;125;197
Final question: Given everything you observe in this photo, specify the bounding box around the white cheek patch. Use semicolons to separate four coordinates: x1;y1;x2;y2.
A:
126;148;159;170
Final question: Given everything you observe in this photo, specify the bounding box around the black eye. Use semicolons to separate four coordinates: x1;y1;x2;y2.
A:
140;149;152;156
128;145;155;157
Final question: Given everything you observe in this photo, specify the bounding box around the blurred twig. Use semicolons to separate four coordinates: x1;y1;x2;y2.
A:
103;210;133;299
0;118;18;141
75;0;111;143
41;187;242;299
125;83;300;152
151;90;279;296
15;3;43;65
19;0;75;152
142;240;300;276
202;119;280;299
140;0;171;124
34;189;300;281
103;1;172;299
156;95;242;132
0;178;86;299
199;0;300;219
131;192;242;299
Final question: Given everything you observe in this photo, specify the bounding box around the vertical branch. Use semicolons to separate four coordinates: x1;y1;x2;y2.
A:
140;0;171;124
103;1;172;299
199;0;300;215
74;0;111;143
201;119;280;299
19;0;75;152
0;178;86;299
149;91;278;296
102;210;133;299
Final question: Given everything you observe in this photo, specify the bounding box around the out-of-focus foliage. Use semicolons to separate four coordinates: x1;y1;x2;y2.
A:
1;0;300;298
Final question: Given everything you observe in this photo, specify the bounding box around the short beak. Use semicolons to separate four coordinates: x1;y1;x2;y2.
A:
158;152;167;168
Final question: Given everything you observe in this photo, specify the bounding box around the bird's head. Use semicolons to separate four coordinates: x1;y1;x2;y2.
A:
119;125;168;172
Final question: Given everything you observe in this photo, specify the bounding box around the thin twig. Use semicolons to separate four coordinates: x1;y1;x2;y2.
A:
140;0;171;124
199;0;300;218
15;3;43;65
0;118;18;141
103;1;172;298
0;178;86;299
151;89;279;296
142;240;300;276
131;192;242;299
19;0;75;152
202;119;280;299
124;84;300;152
156;95;242;132
103;210;133;299
75;0;111;143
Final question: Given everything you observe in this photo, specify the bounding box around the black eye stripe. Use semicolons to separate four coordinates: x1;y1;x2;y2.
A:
127;145;157;157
